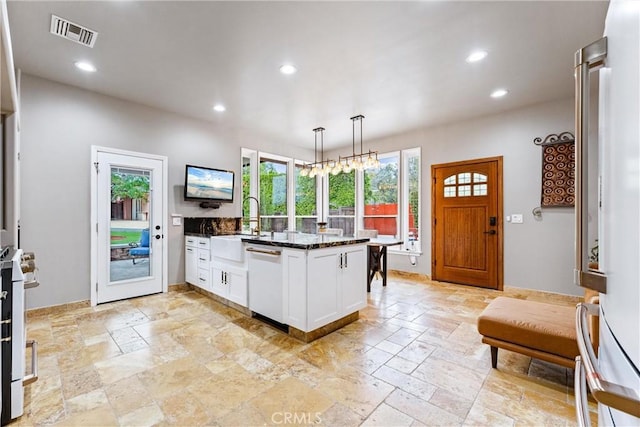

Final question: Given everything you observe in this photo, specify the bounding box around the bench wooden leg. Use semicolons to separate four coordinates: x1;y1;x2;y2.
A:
491;346;498;369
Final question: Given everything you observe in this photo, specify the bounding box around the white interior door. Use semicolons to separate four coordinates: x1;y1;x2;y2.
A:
92;148;167;304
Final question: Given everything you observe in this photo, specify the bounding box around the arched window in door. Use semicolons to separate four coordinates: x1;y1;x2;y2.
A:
443;172;488;198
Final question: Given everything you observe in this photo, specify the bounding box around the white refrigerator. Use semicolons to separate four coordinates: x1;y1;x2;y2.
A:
575;1;640;426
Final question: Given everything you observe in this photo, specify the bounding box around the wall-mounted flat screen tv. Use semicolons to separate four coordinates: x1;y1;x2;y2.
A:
184;164;234;203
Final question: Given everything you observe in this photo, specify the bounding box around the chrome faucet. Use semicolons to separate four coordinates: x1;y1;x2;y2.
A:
243;196;261;235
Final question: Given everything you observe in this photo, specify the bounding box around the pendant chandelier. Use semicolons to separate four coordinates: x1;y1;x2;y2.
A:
299;127;337;178
336;114;380;174
300;115;379;178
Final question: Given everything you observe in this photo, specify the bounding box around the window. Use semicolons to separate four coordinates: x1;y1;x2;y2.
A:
241;149;258;233
328;170;355;236
295;163;317;233
241;146;421;254
443;172;487;198
404;148;421;252
259;158;288;231
363;152;399;238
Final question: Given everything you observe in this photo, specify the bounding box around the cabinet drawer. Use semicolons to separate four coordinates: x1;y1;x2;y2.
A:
185;236;198;247
197;268;210;287
198;249;210;267
196;238;210;250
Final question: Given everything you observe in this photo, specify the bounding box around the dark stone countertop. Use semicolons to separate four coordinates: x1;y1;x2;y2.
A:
240;233;370;250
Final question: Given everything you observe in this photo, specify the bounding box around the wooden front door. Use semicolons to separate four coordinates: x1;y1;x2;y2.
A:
432;157;503;290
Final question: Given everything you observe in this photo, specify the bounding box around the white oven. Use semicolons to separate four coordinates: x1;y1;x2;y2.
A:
1;248;38;424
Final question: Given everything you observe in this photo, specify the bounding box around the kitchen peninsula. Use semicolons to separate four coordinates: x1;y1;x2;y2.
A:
184;218;369;342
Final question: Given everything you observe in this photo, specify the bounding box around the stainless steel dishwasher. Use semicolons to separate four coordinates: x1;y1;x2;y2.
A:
247;246;283;323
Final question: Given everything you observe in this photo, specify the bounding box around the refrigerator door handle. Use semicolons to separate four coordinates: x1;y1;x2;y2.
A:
575;303;640;418
574;37;608;293
574;356;592;427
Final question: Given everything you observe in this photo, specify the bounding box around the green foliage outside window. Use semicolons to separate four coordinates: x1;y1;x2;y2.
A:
364;160;398;205
329;170;355;210
296;167;316;216
259;160;287;215
111;172;149;202
408;156;419;230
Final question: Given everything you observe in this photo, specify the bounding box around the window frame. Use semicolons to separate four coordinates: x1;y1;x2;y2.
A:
396;147;421;254
361;151;400;239
294;161;318;233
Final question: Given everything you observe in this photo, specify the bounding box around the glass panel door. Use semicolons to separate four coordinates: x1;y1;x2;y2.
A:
109;167;151;282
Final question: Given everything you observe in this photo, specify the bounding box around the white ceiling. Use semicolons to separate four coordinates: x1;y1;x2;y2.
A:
7;1;608;150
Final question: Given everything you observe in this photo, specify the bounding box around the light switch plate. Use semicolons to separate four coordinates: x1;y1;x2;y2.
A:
511;214;523;224
172;217;182;226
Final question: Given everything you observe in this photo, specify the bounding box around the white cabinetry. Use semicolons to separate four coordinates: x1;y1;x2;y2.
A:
185;239;198;285
185;236;210;289
285;244;367;332
210;236;249;307
211;262;248;306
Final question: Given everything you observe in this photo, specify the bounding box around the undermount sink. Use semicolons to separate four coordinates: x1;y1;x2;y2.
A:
210;235;245;262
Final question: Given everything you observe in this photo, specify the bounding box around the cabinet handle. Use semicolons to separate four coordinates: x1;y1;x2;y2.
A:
221;271;224;284
339;253;343;269
187;248;194;253
199;257;207;261
224;272;228;284
344;253;348;268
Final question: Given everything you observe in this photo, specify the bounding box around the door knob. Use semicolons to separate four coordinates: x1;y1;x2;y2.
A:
155;225;161;230
483;230;497;235
155;234;161;239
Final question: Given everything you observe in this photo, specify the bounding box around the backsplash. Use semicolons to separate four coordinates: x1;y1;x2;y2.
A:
184;217;241;235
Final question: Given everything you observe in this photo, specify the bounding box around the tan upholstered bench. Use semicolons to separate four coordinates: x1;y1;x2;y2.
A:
477;296;579;369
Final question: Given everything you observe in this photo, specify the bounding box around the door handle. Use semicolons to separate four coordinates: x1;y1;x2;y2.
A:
155;234;161;239
483;230;496;235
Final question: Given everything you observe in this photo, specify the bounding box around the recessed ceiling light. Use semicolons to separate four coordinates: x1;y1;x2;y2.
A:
490;88;509;98
213;104;226;112
74;61;96;72
466;50;488;63
279;64;297;75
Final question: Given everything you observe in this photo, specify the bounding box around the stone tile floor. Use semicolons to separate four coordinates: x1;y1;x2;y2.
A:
15;273;597;426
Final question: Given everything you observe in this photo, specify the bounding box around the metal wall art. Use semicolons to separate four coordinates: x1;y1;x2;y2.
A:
534;132;575;207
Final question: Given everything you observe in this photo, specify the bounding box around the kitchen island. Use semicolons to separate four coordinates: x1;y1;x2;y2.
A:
241;233;369;342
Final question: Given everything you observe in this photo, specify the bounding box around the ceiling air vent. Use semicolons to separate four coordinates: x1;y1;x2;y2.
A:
50;15;98;48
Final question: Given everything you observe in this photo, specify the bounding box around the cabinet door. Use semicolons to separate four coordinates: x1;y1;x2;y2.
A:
226;266;248;307
307;248;341;330
341;245;367;313
185;245;198;285
210;263;227;297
